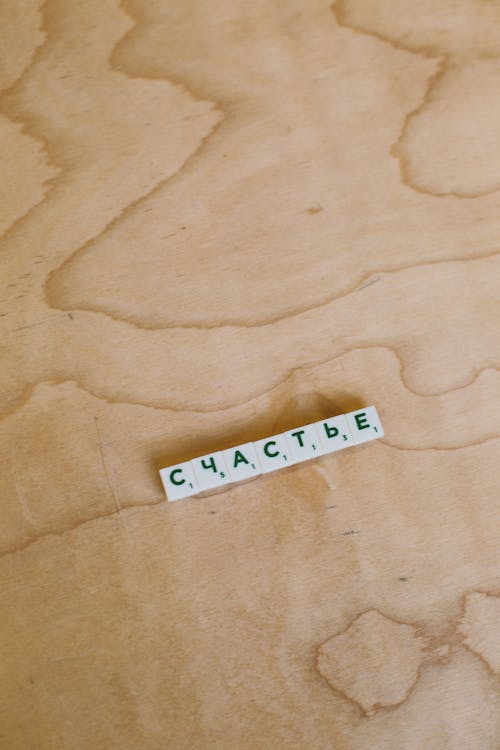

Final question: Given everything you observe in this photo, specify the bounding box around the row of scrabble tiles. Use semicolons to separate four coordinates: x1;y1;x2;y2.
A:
160;406;383;501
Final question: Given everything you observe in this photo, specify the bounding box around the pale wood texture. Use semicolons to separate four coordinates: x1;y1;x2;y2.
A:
1;1;500;748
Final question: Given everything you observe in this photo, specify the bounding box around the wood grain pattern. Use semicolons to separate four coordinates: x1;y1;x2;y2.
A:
1;1;499;748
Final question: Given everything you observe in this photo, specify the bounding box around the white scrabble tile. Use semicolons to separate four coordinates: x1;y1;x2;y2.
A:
160;461;199;501
345;406;384;444
253;433;295;474
285;422;325;463
191;451;232;491
315;414;355;453
223;442;262;482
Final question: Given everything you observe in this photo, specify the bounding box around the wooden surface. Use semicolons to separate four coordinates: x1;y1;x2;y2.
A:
1;1;500;748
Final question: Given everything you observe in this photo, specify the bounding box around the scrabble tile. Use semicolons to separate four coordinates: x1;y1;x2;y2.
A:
315;414;355;453
253;433;295;474
160;461;199;501
345;406;384;444
191;451;232;491
285;422;325;463
223;442;262;482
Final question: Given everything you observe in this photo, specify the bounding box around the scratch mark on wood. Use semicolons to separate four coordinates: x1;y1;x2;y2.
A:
357;275;382;291
94;416;121;513
10;465;35;526
10;316;63;333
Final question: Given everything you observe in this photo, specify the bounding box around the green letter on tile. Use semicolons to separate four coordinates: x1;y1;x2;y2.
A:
233;450;249;467
201;456;217;472
323;422;339;439
170;468;185;486
355;413;369;430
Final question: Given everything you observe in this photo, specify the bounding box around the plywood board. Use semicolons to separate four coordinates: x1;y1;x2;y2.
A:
1;1;499;747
